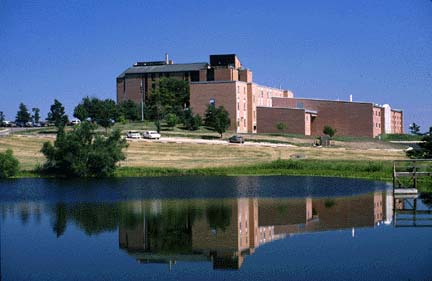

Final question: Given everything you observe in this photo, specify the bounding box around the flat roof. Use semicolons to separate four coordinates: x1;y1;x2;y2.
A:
273;96;374;106
117;62;208;78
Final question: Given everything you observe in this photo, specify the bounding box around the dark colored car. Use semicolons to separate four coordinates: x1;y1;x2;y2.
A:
229;135;244;144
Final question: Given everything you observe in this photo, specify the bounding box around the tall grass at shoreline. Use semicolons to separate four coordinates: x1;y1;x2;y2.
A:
114;159;393;180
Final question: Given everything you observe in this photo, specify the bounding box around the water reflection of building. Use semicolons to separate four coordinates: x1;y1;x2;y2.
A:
118;191;393;270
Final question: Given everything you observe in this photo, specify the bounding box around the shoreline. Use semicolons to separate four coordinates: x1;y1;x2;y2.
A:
12;159;431;191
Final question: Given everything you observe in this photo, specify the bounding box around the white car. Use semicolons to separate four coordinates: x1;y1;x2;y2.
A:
127;131;141;139
71;119;81;126
143;131;161;139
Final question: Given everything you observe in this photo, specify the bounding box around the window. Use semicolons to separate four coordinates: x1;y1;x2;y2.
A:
296;102;304;109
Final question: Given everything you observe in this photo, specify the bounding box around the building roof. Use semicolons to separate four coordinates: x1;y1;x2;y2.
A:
117;63;208;78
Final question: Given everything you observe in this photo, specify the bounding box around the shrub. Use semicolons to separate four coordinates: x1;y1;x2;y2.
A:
323;125;337;138
165;113;177;128
0;149;19;178
276;122;287;132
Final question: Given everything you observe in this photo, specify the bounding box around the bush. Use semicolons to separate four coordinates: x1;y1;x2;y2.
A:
40;122;127;177
165;113;177;128
276;122;287;132
323;125;337;138
0;149;19;178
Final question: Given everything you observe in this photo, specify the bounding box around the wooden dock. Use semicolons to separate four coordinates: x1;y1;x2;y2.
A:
392;159;432;227
393;159;432;189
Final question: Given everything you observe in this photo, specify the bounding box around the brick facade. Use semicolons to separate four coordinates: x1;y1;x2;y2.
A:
117;54;404;137
256;107;306;135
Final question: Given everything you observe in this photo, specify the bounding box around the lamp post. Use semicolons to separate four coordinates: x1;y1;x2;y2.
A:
140;80;144;121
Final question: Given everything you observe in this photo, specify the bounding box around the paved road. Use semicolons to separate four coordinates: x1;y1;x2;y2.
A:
126;136;298;148
0;128;10;136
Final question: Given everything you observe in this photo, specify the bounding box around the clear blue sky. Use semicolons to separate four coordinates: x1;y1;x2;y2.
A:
1;0;431;131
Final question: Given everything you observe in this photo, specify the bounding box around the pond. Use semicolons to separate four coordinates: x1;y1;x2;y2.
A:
1;176;431;281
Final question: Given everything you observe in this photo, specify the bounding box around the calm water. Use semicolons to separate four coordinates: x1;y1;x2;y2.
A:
1;176;431;281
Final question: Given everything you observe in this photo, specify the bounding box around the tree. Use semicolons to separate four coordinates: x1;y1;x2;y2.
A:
0;111;5;126
32;108;41;123
183;108;201;131
276;122;287;133
0;149;19;178
47;99;69;127
74;97;118;130
407;127;432;159
40;122;127;177
205;105;230;138
95;99;117;131
165;113;177;128
409;123;421;135
15;102;31;124
323;125;337;138
117;100;140;121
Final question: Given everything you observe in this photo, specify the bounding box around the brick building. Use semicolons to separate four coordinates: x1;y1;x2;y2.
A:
117;54;403;137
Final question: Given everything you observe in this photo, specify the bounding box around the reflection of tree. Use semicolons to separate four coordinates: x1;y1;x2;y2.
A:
206;203;231;232
324;199;336;208
49;202;143;237
146;204;200;254
69;203;119;235
419;193;432;208
52;203;67;237
19;204;30;225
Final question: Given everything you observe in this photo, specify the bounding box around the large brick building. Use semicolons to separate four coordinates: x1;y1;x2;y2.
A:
117;54;403;137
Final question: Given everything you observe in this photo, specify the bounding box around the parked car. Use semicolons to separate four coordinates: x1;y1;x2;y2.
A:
229;135;245;144
70;119;81;126
126;131;141;139
33;122;42;127
143;131;161;139
1;120;11;127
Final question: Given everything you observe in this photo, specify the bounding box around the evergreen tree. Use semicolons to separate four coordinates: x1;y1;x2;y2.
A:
205;105;230;138
409;123;421;135
32;108;41;123
0;111;5;126
47;99;69;127
15;102;31;124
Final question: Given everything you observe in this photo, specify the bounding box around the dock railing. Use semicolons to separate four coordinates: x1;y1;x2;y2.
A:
393;159;432;189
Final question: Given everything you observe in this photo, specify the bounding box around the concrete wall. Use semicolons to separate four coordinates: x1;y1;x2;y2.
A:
256;107;306;134
273;98;375;137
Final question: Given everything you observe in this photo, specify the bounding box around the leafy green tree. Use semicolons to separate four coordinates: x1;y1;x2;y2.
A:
96;99;118;131
409;123;421;135
74;97;118;130
407;127;432;159
47;99;69;127
15;102;31;123
74;97;92;121
117;100;140;121
0;149;19;178
323;125;337;138
0;111;5;126
165;113;177;128
32;107;41;123
205;105;230;138
40;122;127;177
276;122;287;133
